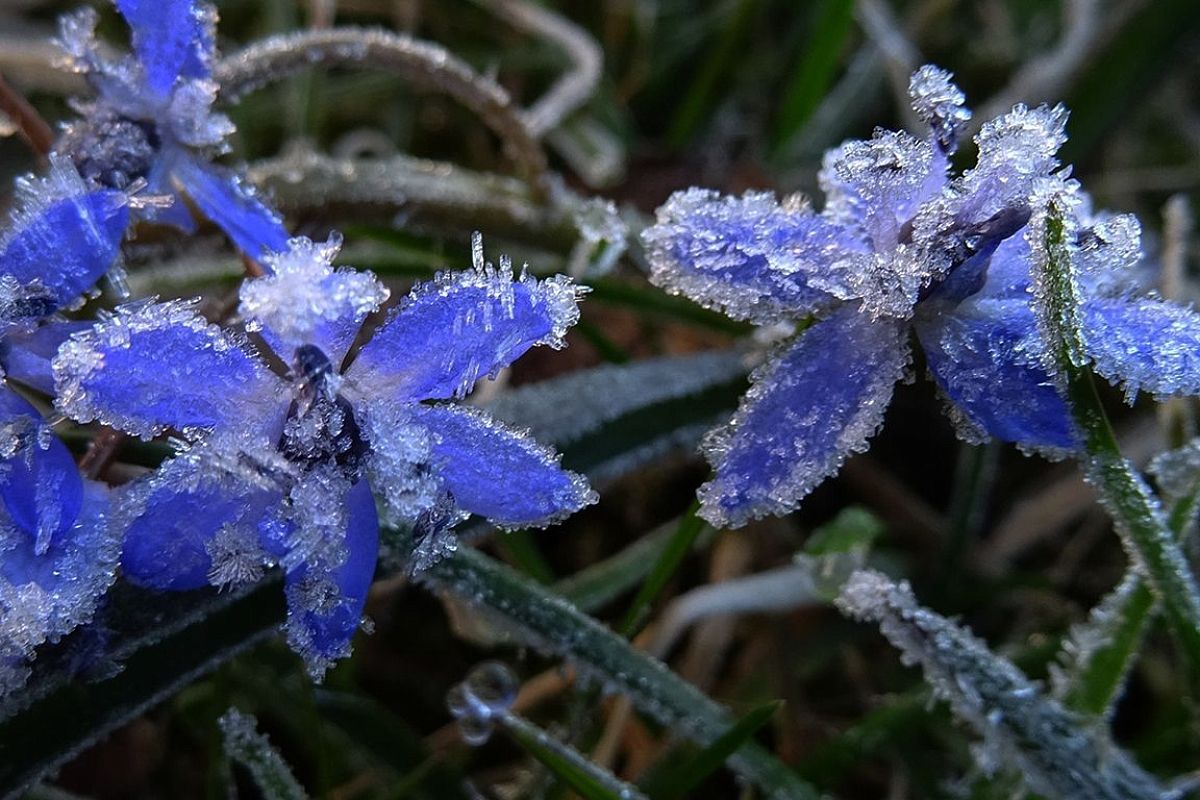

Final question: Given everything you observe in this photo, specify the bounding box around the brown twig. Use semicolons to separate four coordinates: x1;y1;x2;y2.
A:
77;427;128;481
0;72;54;161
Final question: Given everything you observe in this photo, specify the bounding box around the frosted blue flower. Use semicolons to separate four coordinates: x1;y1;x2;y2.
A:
0;158;126;698
643;65;1200;528
53;0;289;260
53;234;595;674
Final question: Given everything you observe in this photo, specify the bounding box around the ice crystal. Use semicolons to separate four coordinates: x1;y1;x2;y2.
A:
837;570;1169;800
54;234;593;673
52;0;289;260
643;63;1200;526
446;660;518;746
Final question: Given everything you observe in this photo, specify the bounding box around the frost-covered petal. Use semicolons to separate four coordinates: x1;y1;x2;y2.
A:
118;450;281;590
346;241;583;402
698;306;909;528
0;480;118;697
1;157;128;311
819;129;946;252
277;478;379;677
171;158;290;261
1082;296;1200;401
914;297;1075;452
115;0;215;98
0;385;84;552
0;321;91;395
641;188;849;323
358;402;441;525
241;235;388;365
53;299;287;441
410;404;596;528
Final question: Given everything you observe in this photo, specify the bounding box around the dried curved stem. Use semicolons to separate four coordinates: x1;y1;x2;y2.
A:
0;72;54;160
476;0;603;136
213;28;547;182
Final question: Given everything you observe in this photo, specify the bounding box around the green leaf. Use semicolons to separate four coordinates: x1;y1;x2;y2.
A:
619;503;709;637
641;701;781;800
804;506;884;556
554;517;717;614
771;0;855;153
501;713;648;800
413;542;819;800
1032;194;1200;678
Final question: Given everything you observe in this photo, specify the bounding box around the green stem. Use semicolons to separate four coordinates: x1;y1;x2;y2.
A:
1064;369;1200;676
415;542;819;800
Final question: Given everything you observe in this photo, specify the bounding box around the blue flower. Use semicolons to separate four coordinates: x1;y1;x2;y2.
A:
54;0;289;260
0;158;126;697
53;234;595;674
642;65;1200;528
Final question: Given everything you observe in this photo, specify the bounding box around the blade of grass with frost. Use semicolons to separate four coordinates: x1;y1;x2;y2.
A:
500;713;649;800
1055;440;1200;716
1032;191;1200;677
1054;491;1200;717
411;540;820;800
836;570;1169;800
219;708;308;800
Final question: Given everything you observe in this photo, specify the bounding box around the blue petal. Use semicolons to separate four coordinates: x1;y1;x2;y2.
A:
346;259;582;402
1;172;127;311
0;480;118;674
0;321;91;395
115;0;214;98
118;451;280;590
1083;296;1200;400
171;158;290;261
914;296;1076;451
381;402;583;527
0;384;84;551
240;236;387;365
410;404;595;528
697;306;910;528
281;478;379;677
52;299;288;441
640;188;851;323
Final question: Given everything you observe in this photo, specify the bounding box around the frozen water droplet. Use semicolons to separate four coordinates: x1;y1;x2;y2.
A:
446;661;518;746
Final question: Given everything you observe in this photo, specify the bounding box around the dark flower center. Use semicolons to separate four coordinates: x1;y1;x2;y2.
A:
58;110;160;190
279;344;368;477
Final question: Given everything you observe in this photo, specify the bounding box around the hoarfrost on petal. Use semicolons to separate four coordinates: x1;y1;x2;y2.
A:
53;298;287;441
357;401;441;525
1;155;128;311
346;238;583;402
641;188;847;323
114;0;216;98
1082;296;1200;402
242;234;388;365
819;129;945;252
0;481;118;702
914;295;1076;453
698;305;909;528
412;403;596;529
117;447;283;590
279;477;379;679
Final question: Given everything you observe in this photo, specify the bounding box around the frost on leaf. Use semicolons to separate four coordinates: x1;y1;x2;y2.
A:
219;707;307;799
836;570;1168;800
698;306;909;528
641;188;846;323
53;299;286;441
242;234;388;364
1150;437;1200;501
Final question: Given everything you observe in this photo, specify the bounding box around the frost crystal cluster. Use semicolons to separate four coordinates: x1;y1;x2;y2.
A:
643;65;1200;527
